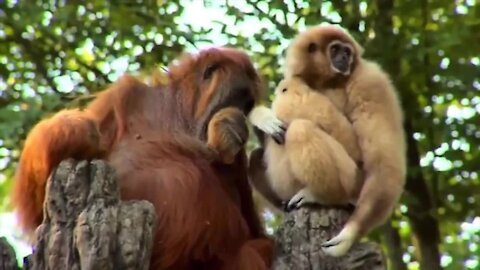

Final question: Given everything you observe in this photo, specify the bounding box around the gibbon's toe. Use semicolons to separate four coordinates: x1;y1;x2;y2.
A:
321;238;353;257
284;198;302;212
321;225;357;257
285;188;317;212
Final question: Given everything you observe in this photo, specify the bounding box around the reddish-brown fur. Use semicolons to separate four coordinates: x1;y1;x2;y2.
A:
11;47;273;270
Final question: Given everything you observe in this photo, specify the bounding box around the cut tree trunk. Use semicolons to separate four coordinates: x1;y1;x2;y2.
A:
8;158;386;269
273;206;386;270
23;159;156;270
0;237;20;270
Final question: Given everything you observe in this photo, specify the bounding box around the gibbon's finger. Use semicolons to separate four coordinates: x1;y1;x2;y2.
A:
273;123;288;145
272;131;285;145
248;105;285;136
263;119;285;135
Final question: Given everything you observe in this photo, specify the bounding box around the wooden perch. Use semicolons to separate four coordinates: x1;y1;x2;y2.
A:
4;159;385;269
273;207;386;270
24;159;156;270
0;237;20;270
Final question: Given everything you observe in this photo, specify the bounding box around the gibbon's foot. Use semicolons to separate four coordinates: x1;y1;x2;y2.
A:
321;225;357;257
284;188;317;212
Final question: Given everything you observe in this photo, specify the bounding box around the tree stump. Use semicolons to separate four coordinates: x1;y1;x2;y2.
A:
0;237;20;270
25;159;156;270
9;158;385;269
273;207;386;270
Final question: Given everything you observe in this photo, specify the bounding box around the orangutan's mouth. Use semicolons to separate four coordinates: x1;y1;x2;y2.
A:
195;86;254;142
225;87;255;114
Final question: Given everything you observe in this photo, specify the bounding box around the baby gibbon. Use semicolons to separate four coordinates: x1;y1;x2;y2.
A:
249;77;363;210
251;23;406;257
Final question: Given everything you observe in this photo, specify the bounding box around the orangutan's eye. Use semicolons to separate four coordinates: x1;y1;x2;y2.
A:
203;64;220;80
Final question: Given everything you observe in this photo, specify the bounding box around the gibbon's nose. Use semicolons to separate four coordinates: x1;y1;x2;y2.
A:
337;59;349;73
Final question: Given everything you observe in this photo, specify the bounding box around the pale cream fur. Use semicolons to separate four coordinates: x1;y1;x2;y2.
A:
288;24;406;257
262;78;362;206
250;23;406;257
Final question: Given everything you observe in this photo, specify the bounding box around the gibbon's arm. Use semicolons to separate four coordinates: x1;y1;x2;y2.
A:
301;93;361;163
348;63;406;191
322;63;406;257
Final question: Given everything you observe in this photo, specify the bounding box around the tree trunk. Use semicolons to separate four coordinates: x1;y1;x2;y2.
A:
23;159;156;270
8;159;387;269
381;222;407;270
273;207;386;270
0;237;20;270
370;0;442;268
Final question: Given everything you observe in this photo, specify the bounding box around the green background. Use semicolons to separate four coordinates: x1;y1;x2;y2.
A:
0;1;479;269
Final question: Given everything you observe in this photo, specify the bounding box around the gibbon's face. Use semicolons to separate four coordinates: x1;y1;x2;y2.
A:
285;25;360;85
307;37;355;78
325;40;355;76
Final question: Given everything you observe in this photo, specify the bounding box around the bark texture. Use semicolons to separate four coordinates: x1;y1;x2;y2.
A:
273;206;386;270
7;159;386;269
0;237;19;270
24;159;156;270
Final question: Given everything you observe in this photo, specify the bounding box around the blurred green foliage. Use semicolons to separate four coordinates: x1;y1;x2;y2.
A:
1;0;479;269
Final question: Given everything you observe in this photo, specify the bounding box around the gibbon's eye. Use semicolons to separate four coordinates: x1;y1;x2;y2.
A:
330;44;340;55
344;47;351;57
282;88;287;93
203;64;220;80
307;43;317;53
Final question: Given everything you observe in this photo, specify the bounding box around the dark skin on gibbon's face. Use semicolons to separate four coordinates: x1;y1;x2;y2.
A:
11;47;275;270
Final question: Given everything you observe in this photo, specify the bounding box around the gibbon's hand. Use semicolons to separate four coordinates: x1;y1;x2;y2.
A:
248;105;287;145
207;107;249;164
272;124;287;145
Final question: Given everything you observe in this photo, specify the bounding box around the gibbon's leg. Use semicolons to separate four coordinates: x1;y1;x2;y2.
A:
248;148;284;209
321;177;401;257
284;119;360;210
